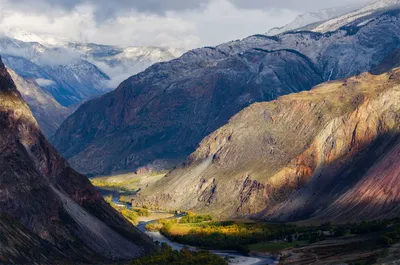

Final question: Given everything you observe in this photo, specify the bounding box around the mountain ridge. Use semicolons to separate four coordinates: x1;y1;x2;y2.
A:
53;9;400;176
133;69;400;222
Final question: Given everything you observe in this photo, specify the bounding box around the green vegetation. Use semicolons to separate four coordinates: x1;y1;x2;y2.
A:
134;207;151;217
120;208;139;224
180;212;212;224
117;207;152;225
104;195;114;204
119;195;133;204
90;178;139;192
153;219;297;253
145;215;400;255
131;243;227;265
103;195;151;225
146;222;164;232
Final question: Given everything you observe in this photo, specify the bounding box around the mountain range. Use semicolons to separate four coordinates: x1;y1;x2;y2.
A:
53;3;400;177
0;31;180;137
1;0;400;263
134;68;400;222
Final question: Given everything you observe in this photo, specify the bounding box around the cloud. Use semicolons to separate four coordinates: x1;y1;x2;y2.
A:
38;48;81;66
5;0;211;21
0;0;371;50
35;78;56;86
230;0;369;12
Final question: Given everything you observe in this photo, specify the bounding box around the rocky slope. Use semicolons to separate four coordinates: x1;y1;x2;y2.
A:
53;8;400;175
0;57;154;263
134;68;400;222
266;0;400;36
312;0;400;33
7;69;71;137
266;5;358;36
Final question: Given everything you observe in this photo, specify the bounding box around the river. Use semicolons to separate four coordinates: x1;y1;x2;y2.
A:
98;188;278;265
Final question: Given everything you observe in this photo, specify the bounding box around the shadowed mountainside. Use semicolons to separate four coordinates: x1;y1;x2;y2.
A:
0;57;154;263
133;69;400;222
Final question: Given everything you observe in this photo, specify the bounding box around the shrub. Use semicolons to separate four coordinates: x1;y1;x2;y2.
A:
180;212;213;224
131;243;227;265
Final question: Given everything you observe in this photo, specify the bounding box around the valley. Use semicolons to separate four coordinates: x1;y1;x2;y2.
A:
91;176;400;265
1;0;400;264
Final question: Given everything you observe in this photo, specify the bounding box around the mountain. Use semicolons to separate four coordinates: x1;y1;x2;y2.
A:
134;68;400;222
0;36;111;107
266;5;358;36
67;42;181;89
312;0;400;33
0;57;154;263
7;69;71;137
52;8;400;176
0;31;179;136
4;29;181;103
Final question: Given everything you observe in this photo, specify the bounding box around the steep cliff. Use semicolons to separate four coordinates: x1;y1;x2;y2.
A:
0;57;154;263
134;69;400;222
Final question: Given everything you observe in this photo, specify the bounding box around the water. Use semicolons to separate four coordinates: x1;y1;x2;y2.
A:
137;219;277;265
101;188;278;265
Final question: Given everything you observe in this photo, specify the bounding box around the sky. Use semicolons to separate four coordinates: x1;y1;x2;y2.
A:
0;0;371;50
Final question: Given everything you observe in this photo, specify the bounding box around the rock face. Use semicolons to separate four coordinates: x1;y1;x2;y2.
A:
53;9;400;175
0;57;154;263
7;69;71;137
134;69;400;222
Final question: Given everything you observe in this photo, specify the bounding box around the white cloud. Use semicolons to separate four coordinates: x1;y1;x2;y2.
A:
0;0;371;50
38;48;81;66
0;0;299;50
35;78;56;86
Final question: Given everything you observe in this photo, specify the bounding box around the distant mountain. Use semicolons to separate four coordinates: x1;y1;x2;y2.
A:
0;31;180;107
0;30;180;136
266;0;400;36
266;5;359;35
0;56;154;263
67;42;181;89
0;36;111;107
134;68;400;222
52;9;400;176
313;0;400;32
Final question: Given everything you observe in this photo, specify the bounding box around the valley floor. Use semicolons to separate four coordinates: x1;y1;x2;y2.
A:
91;173;400;265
